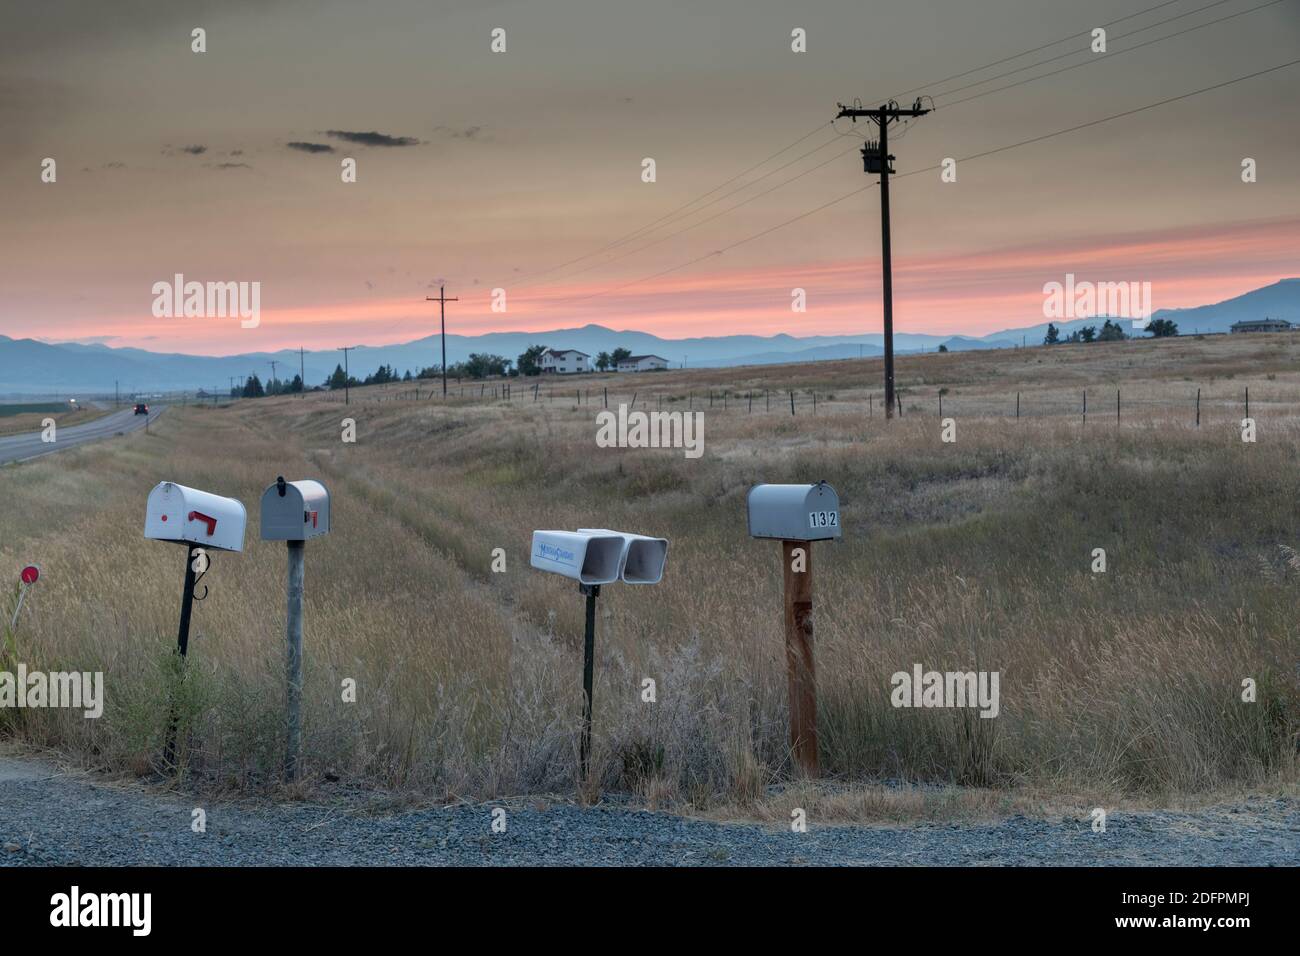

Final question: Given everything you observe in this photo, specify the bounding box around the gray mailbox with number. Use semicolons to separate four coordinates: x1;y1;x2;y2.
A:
746;481;841;542
260;477;330;541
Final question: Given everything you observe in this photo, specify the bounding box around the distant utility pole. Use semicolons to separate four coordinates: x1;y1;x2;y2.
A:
114;380;120;408
835;98;931;419
268;360;278;393
229;375;237;397
299;347;305;395
425;284;459;396
338;346;355;405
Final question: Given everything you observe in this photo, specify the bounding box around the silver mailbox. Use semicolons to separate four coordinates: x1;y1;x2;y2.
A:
260;477;330;541
746;481;841;541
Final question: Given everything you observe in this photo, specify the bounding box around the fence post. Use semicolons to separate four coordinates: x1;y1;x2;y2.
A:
938;393;942;417
748;391;753;413
1083;390;1087;425
1116;389;1120;426
1245;386;1250;418
1016;392;1020;419
1196;388;1200;427
790;391;796;416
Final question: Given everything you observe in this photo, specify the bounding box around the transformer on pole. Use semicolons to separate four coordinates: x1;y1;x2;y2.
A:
834;98;931;419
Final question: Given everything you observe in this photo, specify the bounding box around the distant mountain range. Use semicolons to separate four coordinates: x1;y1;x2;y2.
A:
3;278;1297;395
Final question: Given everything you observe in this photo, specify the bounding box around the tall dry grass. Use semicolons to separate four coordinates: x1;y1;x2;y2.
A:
1;335;1297;810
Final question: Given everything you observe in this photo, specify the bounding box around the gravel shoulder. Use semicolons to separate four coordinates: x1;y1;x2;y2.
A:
0;756;1294;866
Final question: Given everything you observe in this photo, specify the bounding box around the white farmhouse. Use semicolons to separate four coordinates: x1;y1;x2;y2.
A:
616;354;670;373
540;348;591;374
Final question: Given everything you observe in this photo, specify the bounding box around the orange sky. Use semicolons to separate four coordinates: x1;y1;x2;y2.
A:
34;214;1300;353
4;0;1299;354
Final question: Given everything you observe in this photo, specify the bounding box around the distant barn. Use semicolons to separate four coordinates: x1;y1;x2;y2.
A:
617;354;670;372
1230;318;1292;333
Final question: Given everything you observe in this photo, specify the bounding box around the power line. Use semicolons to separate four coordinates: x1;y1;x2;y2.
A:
555;57;1300;305
511;124;837;282
889;0;1191;98
508;0;1216;287
936;0;1283;106
583;0;1288;283
542;140;863;289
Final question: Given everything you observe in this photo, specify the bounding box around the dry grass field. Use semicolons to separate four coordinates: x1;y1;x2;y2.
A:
1;333;1297;815
0;402;110;438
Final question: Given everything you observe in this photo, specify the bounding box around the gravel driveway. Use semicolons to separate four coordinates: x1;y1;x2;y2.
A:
1;757;1294;866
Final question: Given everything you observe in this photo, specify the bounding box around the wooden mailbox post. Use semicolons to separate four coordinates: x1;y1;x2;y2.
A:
747;481;841;776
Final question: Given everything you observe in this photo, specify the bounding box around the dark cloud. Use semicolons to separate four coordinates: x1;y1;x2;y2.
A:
180;144;206;155
432;124;484;140
287;141;334;154
325;130;420;147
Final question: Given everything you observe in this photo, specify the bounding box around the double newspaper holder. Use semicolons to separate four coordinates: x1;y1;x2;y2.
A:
530;528;669;777
144;477;331;776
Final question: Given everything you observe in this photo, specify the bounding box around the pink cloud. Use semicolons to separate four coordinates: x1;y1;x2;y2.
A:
56;215;1300;353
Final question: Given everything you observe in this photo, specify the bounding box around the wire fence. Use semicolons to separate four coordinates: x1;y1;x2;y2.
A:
318;379;1288;428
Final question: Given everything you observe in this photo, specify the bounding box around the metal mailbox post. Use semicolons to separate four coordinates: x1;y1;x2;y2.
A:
530;528;669;779
746;481;841;776
260;477;331;780
145;481;247;767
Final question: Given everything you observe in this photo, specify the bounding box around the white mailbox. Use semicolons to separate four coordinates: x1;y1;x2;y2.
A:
578;529;669;585
530;531;625;585
260;477;330;541
145;481;247;552
747;481;841;542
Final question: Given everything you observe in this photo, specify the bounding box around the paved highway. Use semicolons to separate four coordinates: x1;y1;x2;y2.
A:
0;405;162;466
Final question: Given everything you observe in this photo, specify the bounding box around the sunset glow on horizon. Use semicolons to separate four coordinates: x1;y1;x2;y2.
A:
4;0;1299;356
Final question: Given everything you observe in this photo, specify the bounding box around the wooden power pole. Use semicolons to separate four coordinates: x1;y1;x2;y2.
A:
425;284;459;396
835;99;931;419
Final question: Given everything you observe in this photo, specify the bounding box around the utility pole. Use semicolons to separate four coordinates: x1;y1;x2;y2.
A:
299;346;305;395
425;284;459;396
338;346;355;405
268;360;278;394
229;375;237;398
835;98;931;419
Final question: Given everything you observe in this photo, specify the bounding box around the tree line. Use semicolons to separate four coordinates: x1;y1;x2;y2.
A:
232;341;651;399
1043;317;1177;344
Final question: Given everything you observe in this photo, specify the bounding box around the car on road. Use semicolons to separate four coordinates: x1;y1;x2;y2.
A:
133;403;149;415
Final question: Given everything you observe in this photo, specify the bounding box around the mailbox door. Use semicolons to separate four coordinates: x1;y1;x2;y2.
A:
146;482;247;552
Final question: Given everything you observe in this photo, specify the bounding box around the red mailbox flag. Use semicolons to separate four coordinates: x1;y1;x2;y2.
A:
20;566;39;585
